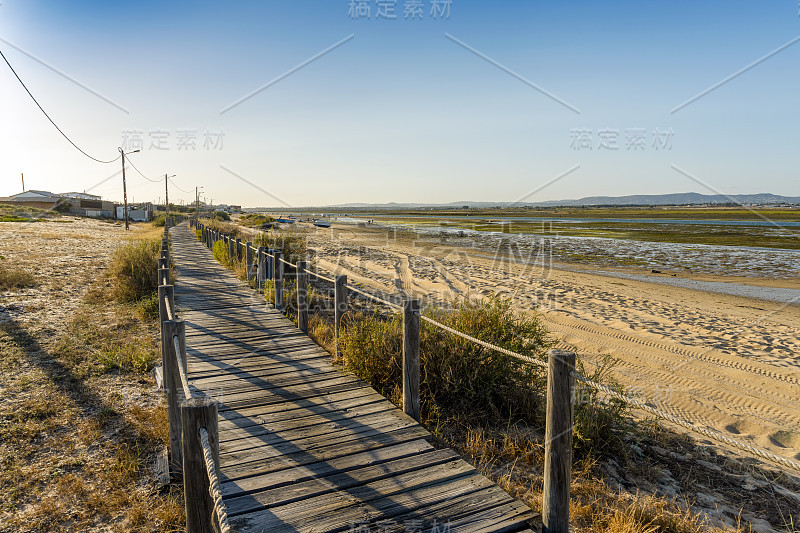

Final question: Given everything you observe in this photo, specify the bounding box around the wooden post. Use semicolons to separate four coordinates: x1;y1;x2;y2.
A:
158;284;175;323
265;250;273;280
246;242;253;283
228;235;235;261
235;237;242;261
297;260;309;333
158;257;168;270
543;349;575;533
402;298;421;421
334;275;348;358
257;246;265;290
158;267;170;286
161;319;187;476
181;396;219;533
273;250;283;311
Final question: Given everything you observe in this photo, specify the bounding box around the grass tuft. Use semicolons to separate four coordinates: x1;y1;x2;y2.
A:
0;263;36;290
109;239;162;302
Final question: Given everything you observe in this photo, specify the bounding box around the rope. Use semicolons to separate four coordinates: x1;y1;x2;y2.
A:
164;295;174;321
307;270;336;284
279;257;295;268
199;427;232;533
172;335;192;399
418;314;548;369
572;372;800;474
346;284;402;310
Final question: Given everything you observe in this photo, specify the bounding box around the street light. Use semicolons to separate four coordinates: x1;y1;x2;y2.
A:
119;147;140;230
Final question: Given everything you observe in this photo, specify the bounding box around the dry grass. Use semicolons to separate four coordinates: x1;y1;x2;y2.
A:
0;263;36;291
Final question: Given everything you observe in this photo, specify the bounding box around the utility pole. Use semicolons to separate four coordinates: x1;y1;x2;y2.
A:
195;186;199;222
164;174;169;214
119;147;140;230
21;172;24;192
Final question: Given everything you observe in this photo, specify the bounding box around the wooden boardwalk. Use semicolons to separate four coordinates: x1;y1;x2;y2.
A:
170;225;537;532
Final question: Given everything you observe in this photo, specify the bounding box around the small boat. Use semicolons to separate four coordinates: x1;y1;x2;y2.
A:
276;218;295;224
313;219;331;228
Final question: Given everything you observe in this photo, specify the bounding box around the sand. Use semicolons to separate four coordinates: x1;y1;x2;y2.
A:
305;223;800;467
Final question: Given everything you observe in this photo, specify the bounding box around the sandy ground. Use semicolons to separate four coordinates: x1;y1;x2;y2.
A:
305;223;800;469
0;217;130;332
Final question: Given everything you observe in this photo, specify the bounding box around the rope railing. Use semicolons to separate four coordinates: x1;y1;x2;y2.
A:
163;293;174;321
418;313;548;369
199;427;232;533
172;335;192;399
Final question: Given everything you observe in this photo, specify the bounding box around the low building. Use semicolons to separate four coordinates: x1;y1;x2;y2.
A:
0;190;62;209
1;190;116;218
116;203;153;222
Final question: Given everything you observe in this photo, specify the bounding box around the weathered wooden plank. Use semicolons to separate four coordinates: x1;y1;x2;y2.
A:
220;420;428;467
219;402;408;444
225;448;458;517
229;460;482;532
219;432;430;481
220;409;417;454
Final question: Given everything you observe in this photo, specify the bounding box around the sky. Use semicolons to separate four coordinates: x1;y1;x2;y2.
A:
0;1;798;207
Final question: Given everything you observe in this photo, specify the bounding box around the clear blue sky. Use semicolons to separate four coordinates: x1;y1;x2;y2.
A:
1;1;798;207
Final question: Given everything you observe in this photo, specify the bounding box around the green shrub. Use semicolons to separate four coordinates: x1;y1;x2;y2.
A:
338;297;552;424
212;210;231;221
109;239;161;303
0;263;36;290
253;229;308;265
213;240;232;267
151;214;166;227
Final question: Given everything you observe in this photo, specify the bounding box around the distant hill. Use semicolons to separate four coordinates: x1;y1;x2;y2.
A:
247;192;800;211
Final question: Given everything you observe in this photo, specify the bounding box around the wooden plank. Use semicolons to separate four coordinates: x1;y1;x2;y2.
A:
229;460;483;532
219;402;409;444
222;440;434;499
220;409;418;455
221;429;432;482
219;424;430;469
225;448;458;516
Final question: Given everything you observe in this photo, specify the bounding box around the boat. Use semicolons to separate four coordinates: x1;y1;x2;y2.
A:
313;219;331;228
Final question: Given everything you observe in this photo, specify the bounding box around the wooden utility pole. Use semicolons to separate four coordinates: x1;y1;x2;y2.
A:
21;172;24;192
120;148;129;230
165;174;169;215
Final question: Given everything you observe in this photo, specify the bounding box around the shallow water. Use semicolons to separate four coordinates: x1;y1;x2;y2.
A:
335;218;800;280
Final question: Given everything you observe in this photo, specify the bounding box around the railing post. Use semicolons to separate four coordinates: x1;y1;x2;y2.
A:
158;284;175;324
273;250;283;311
297;260;309;333
158;267;170;286
228;235;235;261
246;242;253;283
265;250;274;280
543;349;575;533
334;275;348;358
158;257;168;270
402;298;421;421
257;246;265;290
161;319;187;476
181;396;219;533
235;237;242;261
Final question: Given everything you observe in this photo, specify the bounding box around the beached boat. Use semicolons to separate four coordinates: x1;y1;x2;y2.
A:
313;219;331;228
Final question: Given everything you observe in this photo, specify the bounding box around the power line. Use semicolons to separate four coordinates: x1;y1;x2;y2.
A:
168;177;192;193
0;48;119;164
125;155;161;183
